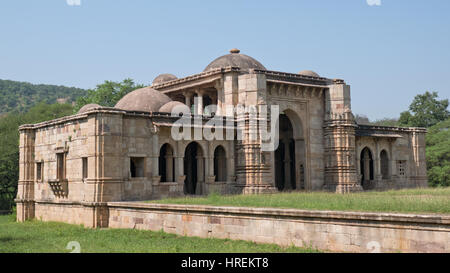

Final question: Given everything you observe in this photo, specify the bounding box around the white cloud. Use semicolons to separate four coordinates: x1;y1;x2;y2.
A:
366;0;381;6
66;0;81;6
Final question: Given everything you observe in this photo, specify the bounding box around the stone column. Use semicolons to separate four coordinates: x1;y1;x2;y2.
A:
176;142;185;184
166;154;174;182
214;81;223;116
375;140;382;182
356;150;362;183
227;142;235;184
16;128;36;222
363;152;371;182
195;90;204;116
151;133;160;185
389;140;397;177
183;91;193;115
196;155;204;195
283;139;292;190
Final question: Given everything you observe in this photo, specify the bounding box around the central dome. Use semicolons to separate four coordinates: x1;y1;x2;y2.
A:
204;48;266;72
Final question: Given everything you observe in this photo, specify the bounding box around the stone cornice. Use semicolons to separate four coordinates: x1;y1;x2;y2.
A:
357;124;427;134
108;202;450;227
254;69;333;86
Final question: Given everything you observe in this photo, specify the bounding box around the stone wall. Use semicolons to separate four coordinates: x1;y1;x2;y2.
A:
107;202;449;253
34;201;109;228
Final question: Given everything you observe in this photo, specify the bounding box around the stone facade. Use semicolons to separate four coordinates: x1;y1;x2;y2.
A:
16;49;427;228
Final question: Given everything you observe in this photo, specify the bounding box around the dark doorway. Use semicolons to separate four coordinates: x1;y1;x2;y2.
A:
214;146;227;182
360;147;374;189
380;150;389;180
184;142;203;195
275;114;296;191
159;144;175;182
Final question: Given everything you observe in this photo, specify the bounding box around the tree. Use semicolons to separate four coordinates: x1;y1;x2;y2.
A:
426;118;450;187
398;111;413;127
399;91;449;128
0;79;86;114
74;79;144;113
372;118;399;127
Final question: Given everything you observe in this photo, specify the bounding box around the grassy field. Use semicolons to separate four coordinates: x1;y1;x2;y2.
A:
0;213;317;253
149;187;450;215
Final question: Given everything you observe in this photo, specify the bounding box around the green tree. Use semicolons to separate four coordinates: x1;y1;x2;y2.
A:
426;118;450;187
0;79;86;114
372;118;399;127
0;103;73;211
74;79;144;113
399;91;449;128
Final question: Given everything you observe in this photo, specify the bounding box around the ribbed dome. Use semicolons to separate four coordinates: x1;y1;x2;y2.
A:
153;74;178;85
78;103;101;114
299;70;320;77
115;87;172;113
204;49;266;72
159;101;190;114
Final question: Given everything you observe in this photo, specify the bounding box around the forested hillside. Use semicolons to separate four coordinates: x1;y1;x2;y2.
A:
0;79;87;114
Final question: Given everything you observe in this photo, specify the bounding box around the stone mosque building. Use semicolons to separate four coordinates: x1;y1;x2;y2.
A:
16;49;427;225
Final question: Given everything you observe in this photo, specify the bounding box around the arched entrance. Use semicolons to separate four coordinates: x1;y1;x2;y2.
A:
275;113;305;191
380;150;389;180
360;147;374;189
184;142;204;195
159;144;174;182
214;145;227;182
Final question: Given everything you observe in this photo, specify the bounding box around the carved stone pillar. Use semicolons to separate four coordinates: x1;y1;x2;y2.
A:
16;128;36;222
195;90;204;116
323;81;362;193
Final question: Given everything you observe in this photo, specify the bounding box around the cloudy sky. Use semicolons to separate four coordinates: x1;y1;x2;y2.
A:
0;0;449;120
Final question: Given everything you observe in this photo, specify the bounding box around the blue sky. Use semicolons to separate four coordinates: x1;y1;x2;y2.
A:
0;0;449;120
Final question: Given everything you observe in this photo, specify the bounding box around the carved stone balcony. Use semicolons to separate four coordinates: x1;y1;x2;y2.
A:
48;179;68;198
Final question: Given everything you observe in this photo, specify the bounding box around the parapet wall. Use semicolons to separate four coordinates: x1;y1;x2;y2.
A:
25;200;450;253
106;202;449;253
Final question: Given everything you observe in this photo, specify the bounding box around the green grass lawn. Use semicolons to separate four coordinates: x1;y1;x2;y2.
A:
149;187;450;215
0;213;317;253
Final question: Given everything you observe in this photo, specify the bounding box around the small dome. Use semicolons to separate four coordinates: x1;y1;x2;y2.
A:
159;101;190;115
115;87;172;113
78;103;101;114
153;74;178;85
204;48;266;72
299;70;320;77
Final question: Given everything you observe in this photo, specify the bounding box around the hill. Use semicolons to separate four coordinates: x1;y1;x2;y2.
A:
0;79;87;114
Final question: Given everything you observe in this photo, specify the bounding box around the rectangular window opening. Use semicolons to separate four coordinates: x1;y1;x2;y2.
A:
57;153;66;181
82;157;88;180
130;157;145;178
36;162;43;181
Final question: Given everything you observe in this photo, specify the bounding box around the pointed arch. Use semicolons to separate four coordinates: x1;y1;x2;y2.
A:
159;143;175;182
214;145;227;182
380;150;390;180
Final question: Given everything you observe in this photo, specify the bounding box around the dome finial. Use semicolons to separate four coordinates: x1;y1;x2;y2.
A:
230;48;240;54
